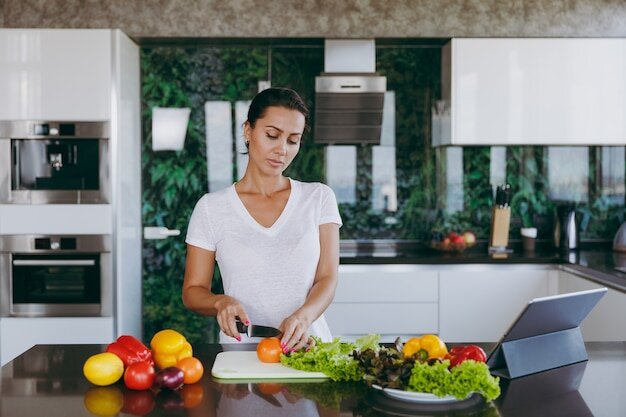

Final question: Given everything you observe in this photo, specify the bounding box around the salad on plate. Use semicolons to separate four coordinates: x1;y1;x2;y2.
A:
279;333;500;403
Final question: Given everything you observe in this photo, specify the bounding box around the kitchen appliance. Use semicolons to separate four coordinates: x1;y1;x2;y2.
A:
0;121;110;204
489;184;512;253
314;39;387;145
0;235;112;317
553;205;581;251
612;222;626;252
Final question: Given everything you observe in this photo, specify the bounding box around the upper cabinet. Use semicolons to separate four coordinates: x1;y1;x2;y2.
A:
0;29;111;121
433;38;626;146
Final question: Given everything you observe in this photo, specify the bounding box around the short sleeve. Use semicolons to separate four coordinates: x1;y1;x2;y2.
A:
185;194;217;251
319;184;343;227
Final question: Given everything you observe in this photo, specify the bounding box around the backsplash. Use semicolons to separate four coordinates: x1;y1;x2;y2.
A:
140;42;625;342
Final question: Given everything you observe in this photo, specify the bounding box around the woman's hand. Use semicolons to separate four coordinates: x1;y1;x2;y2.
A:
279;314;312;353
214;295;250;341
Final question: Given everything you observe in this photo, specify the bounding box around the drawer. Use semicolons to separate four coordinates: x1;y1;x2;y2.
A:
325;302;438;335
335;265;438;302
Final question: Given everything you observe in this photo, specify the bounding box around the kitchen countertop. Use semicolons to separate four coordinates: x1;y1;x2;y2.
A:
340;240;626;292
2;343;625;417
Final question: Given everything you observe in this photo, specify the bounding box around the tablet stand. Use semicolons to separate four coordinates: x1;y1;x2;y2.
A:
489;327;588;379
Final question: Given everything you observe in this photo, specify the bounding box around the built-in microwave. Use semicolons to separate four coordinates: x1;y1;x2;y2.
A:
0;235;112;317
0;121;109;204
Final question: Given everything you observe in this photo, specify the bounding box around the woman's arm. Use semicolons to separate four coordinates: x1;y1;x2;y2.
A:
280;222;340;351
182;244;250;340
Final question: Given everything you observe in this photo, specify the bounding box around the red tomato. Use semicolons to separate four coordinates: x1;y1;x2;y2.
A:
123;361;155;390
256;337;282;363
176;357;204;384
121;389;155;416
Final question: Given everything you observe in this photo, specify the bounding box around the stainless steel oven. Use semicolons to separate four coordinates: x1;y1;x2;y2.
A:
0;235;112;317
0;121;110;204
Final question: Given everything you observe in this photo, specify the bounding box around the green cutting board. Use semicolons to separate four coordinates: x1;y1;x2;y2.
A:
211;351;328;380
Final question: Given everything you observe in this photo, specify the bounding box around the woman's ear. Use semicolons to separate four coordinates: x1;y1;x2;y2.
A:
243;122;251;146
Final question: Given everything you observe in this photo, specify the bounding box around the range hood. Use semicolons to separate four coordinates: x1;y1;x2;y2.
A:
315;40;386;145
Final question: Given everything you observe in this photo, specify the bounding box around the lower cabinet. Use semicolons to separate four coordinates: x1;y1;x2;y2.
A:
325;264;438;342
558;270;626;341
327;263;623;343
439;267;555;342
0;317;114;366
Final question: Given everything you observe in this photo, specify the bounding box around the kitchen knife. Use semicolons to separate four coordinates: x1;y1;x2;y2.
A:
236;319;282;338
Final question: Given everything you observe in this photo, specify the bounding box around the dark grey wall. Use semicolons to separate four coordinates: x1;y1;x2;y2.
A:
1;0;625;38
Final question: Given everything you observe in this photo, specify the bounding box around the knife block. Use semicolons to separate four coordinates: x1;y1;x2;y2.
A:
490;206;511;249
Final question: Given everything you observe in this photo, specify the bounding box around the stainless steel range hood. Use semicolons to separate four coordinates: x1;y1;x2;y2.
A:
315;40;386;145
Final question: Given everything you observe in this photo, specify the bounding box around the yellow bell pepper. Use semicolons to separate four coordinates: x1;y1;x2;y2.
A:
150;329;193;369
402;334;448;359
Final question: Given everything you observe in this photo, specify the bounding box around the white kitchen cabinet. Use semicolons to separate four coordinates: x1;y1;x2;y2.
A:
558;269;626;341
435;38;626;146
0;29;111;120
439;266;555;342
0;317;114;366
326;264;439;342
0;29;141;364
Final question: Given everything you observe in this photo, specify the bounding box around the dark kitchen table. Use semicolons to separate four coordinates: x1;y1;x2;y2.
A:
1;342;625;417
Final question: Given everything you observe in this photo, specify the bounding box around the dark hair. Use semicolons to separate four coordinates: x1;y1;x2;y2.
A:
246;87;310;132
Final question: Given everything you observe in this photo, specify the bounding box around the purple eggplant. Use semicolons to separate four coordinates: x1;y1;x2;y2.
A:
154;367;184;391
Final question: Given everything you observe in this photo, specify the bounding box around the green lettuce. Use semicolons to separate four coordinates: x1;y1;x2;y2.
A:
280;334;380;381
408;359;500;401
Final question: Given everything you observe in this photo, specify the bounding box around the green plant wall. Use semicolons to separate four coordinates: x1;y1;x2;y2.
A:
141;47;267;344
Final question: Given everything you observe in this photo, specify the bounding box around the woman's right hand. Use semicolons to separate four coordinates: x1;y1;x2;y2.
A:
214;295;250;341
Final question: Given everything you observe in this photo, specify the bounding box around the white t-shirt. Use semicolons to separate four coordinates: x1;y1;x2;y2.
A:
185;178;342;343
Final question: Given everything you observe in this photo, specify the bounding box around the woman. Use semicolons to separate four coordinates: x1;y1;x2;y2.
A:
183;87;341;353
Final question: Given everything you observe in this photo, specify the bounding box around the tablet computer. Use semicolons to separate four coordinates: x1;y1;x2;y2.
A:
487;288;607;376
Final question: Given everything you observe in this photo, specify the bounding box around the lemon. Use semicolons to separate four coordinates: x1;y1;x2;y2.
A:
83;352;124;386
83;386;124;417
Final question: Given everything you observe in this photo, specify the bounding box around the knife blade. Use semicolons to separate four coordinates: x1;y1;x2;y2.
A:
236;319;282;338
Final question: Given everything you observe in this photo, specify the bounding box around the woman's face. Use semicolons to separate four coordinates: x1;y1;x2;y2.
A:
244;106;305;176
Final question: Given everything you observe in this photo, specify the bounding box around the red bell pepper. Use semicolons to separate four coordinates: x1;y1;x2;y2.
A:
106;335;153;367
446;345;487;368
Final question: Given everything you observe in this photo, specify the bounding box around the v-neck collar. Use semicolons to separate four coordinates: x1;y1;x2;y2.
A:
229;177;298;235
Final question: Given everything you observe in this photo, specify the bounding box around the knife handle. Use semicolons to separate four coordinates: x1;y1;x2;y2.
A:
235;318;248;334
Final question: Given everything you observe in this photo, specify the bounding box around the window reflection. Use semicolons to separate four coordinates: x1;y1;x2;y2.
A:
547;147;589;202
372;92;397;212
601;146;625;203
235;101;251;181
445;147;464;213
490;146;507;189
205;101;233;192
325;146;356;204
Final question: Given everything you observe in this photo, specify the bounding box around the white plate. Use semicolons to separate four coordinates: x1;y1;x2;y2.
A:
371;384;465;404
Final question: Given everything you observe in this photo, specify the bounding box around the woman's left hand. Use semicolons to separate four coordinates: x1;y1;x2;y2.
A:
279;315;311;353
